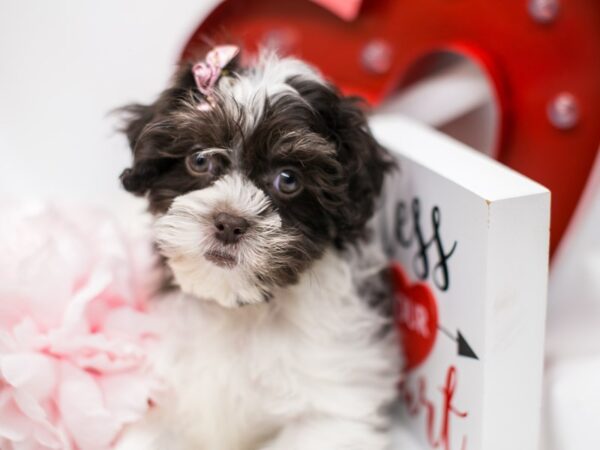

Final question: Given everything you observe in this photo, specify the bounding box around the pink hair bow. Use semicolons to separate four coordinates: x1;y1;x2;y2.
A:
192;45;239;110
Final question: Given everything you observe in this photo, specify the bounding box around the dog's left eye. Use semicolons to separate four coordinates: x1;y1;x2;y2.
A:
186;151;213;175
274;169;302;196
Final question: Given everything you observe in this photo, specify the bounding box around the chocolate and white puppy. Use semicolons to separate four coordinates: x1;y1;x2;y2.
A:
116;48;400;450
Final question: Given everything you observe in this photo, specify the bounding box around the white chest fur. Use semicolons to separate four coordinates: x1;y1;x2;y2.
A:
118;249;400;450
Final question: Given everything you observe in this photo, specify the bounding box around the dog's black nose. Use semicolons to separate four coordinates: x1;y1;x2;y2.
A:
213;213;249;245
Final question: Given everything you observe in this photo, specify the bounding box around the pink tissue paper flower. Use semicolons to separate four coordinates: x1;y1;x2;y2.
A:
0;202;162;450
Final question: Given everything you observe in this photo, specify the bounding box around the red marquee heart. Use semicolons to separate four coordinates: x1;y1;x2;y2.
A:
391;263;438;371
183;0;600;256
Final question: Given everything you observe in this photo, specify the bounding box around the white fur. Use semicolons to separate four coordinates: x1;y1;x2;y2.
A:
117;249;400;450
154;173;301;308
217;50;322;133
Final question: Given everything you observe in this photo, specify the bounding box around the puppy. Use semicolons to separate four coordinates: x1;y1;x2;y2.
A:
116;47;400;450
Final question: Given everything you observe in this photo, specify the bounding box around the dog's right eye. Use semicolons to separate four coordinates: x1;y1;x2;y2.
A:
186;151;213;175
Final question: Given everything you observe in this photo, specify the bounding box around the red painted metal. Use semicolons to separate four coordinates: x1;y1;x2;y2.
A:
183;0;600;254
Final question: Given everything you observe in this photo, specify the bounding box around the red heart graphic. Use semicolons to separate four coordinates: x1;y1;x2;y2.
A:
183;0;600;256
391;263;438;371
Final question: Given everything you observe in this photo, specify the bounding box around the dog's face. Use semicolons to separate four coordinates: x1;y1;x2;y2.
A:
120;50;392;308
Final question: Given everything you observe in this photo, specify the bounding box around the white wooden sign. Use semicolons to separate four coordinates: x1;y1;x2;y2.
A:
370;116;550;450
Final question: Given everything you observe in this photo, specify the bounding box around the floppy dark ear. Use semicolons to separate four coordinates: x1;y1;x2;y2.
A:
117;66;197;196
328;94;395;239
300;82;395;243
288;77;395;243
118;103;162;196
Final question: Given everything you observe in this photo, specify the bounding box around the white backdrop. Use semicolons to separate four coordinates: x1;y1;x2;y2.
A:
0;0;219;219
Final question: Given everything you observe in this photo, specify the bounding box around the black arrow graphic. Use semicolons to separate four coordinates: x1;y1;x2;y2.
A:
438;326;479;360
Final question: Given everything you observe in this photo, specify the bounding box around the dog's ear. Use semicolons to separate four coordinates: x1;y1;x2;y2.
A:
119;100;172;196
118;67;197;196
326;93;395;241
118;103;160;195
328;95;395;244
290;78;395;244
